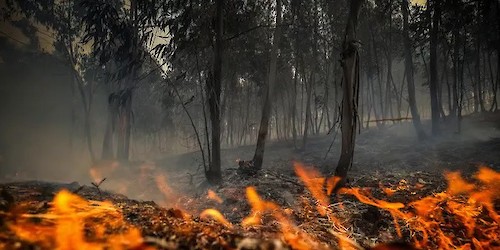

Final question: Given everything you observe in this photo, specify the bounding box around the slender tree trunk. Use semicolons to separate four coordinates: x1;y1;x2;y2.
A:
253;0;282;170
292;60;298;148
116;88;132;161
206;0;223;184
495;1;500;111
371;30;384;122
324;65;332;131
475;0;485;112
452;1;460;118
195;52;212;162
102;93;118;160
429;0;441;136
334;0;363;189
402;0;426;140
302;72;313;150
475;40;485;112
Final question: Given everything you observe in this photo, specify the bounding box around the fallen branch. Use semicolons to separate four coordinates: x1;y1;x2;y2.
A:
367;117;413;123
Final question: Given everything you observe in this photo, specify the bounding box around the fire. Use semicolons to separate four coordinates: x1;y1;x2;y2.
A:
7;190;146;249
6;161;498;249
200;209;233;228
207;189;223;204
292;162;499;249
242;186;324;250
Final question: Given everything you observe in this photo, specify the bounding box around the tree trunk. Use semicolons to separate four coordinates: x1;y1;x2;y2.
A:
206;0;223;184
292;60;298;148
429;0;441;136
116;88;132;161
371;30;384;123
334;0;363;189
402;0;426;140
252;0;282;170
102;93;119;160
452;0;460;118
475;0;485;112
302;72;313;150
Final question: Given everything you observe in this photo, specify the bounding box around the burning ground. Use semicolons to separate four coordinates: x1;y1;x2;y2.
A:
0;115;499;249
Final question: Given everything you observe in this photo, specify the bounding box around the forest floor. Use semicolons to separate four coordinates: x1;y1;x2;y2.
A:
1;111;499;249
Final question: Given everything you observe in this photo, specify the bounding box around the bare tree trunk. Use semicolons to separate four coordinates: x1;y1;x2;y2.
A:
195;52;212;162
371;30;384;123
334;0;363;189
302;72;313;150
475;0;485;112
102;93;118;160
495;1;500;112
292;60;298;148
365;37;381;128
253;0;282;170
324;66;332;131
206;0;223;184
452;1;460;118
402;0;426;140
116;88;132;161
429;0;441;136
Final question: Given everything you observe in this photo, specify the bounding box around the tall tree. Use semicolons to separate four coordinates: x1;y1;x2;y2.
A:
206;0;224;184
402;0;426;140
429;0;441;136
334;0;364;189
252;0;282;171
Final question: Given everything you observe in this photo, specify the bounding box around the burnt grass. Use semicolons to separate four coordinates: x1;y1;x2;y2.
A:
1;112;500;249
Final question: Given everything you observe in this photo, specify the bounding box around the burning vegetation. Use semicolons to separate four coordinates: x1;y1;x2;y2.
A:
0;162;498;249
1;0;500;249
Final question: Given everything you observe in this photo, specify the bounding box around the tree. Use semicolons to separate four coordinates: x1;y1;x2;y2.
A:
205;0;224;184
429;0;441;136
252;0;282;171
402;0;426;140
81;0;142;161
334;0;364;189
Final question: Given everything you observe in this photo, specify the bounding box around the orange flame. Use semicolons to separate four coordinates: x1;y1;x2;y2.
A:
242;186;323;250
294;162;340;216
294;163;500;249
207;189;223;204
9;161;499;250
200;209;233;228
8;190;146;249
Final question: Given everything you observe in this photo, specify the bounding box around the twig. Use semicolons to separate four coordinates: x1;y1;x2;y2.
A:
91;178;107;199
